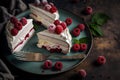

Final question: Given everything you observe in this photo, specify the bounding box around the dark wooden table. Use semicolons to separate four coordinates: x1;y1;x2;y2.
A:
1;0;120;80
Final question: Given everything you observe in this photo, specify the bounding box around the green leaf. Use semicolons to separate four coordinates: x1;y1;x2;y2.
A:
92;13;110;26
79;37;89;43
72;38;79;44
33;23;39;30
89;23;103;36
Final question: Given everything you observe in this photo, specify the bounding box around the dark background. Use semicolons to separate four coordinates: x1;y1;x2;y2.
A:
0;0;120;80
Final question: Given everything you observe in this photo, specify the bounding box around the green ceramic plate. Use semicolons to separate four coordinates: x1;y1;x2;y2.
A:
5;9;93;75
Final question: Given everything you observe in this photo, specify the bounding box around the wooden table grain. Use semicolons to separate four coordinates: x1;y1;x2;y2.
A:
1;0;120;80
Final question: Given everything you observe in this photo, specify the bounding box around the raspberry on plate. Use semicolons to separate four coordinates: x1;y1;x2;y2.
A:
10;17;18;24
55;25;63;34
72;28;80;37
77;24;85;31
20;17;27;26
43;60;52;69
48;24;56;33
72;43;80;52
65;18;72;26
50;6;57;13
60;22;67;30
11;28;18;36
54;20;60;25
80;43;87;51
97;56;106;65
14;22;23;30
54;61;63;70
78;69;87;77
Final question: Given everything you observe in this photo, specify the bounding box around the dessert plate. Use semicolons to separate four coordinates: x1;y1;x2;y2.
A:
2;9;93;75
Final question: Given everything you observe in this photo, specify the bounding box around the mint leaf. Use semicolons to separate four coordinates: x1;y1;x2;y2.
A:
33;23;39;30
79;37;89;43
89;23;103;36
92;13;110;26
72;38;79;44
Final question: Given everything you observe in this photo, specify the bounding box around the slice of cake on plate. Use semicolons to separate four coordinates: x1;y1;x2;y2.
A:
6;17;35;52
37;21;72;54
29;0;59;28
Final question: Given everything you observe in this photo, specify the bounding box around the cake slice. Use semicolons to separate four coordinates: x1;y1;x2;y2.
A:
37;27;72;54
29;0;59;28
6;17;35;52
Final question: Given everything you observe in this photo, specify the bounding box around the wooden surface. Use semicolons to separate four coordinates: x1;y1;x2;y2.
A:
1;0;120;80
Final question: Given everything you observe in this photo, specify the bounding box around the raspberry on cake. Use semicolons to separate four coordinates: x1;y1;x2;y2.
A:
29;0;59;28
6;17;35;52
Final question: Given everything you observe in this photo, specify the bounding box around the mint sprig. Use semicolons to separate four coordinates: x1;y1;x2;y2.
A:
73;37;89;44
89;13;110;37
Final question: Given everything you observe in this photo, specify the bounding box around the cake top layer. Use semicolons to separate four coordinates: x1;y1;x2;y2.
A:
32;0;58;14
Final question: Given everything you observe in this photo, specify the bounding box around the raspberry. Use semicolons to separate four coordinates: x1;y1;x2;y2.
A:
42;0;48;5
14;22;23;30
54;20;60;25
20;17;27;26
10;17;18;23
72;28;80;37
50;6;57;13
60;22;67;30
43;60;52;69
65;18;72;26
78;69;87;77
80;43;87;51
55;25;63;34
85;6;93;15
45;4;52;11
72;44;80;52
97;56;106;65
50;48;55;53
54;61;63;70
48;24;56;33
55;48;62;53
77;24;85;31
11;28;18;36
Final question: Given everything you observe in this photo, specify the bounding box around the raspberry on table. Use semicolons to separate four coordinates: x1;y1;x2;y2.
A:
65;18;72;26
72;43;80;52
80;43;87;51
78;69;87;77
54;61;63;70
77;24;85;31
97;56;106;65
20;17;27;26
72;28;81;37
55;25;63;34
43;60;52;69
11;28;18;36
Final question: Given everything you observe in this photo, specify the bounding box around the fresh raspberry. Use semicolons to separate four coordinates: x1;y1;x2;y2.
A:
77;24;85;31
42;0;48;5
72;28;80;37
20;17;27;26
78;69;87;77
10;17;18;23
65;18;72;26
45;4;52;11
48;24;56;33
97;56;106;65
14;22;23;30
80;43;87;51
50;6;57;13
60;22;67;30
11;28;18;36
54;61;63;70
50;48;55;53
85;6;93;15
72;44;80;52
43;60;52;69
55;25;63;34
54;20;60;25
55;48;62;53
